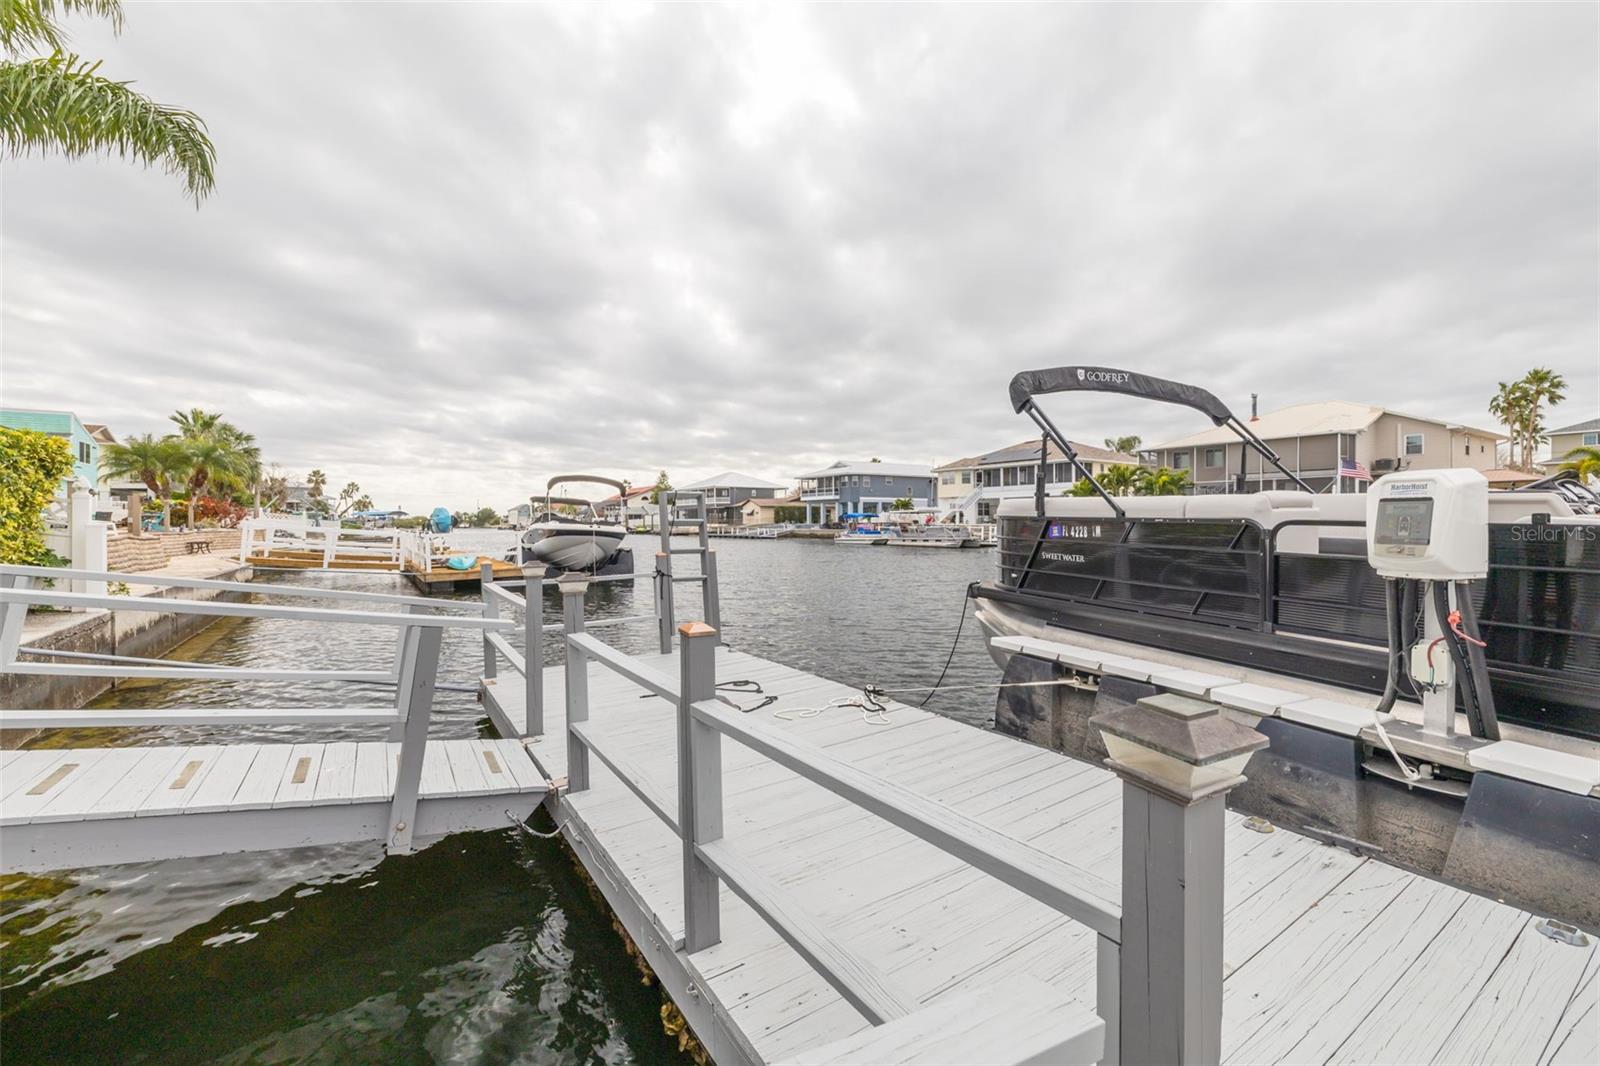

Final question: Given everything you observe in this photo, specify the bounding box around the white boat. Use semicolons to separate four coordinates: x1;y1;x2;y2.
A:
888;523;978;548
834;523;892;545
514;475;629;571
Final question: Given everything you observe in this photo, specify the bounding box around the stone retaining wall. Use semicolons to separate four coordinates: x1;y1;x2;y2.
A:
107;529;243;572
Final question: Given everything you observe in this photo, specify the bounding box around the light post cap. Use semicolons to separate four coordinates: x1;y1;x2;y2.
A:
519;561;545;579
555;572;590;596
1091;693;1268;805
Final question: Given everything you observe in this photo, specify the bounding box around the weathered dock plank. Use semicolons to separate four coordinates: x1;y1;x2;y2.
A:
489;649;1599;1066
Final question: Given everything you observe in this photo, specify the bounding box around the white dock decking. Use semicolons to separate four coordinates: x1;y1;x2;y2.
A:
0;738;548;873
483;648;1598;1066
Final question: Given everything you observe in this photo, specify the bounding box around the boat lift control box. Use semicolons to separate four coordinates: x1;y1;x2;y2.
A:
1366;468;1489;580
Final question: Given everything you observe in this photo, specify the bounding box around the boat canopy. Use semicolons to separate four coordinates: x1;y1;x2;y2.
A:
1008;366;1233;424
1005;365;1313;517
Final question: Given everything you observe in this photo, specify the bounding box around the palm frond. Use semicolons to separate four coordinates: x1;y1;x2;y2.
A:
0;51;214;203
1;1;123;57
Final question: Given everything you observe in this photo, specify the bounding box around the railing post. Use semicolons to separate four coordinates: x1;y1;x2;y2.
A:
388;619;445;854
655;550;674;654
677;620;723;952
561;574;591;791
480;561;498;680
1090;693;1267;1066
523;563;544;737
702;548;722;633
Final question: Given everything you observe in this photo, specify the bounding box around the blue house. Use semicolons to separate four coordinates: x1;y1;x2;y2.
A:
796;461;936;524
0;408;99;498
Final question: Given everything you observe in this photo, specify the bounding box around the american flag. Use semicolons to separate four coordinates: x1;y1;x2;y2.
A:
1339;457;1372;482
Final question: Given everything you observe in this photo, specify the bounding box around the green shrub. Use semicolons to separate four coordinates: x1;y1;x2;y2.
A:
0;427;73;565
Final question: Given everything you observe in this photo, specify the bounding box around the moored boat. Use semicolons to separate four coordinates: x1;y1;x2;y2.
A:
508;475;629;571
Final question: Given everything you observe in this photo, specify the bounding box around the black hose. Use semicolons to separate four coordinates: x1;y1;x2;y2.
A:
1375;578;1402;717
1455;581;1501;740
1433;581;1487;738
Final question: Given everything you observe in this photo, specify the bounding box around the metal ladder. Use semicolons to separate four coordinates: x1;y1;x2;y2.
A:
655;490;722;652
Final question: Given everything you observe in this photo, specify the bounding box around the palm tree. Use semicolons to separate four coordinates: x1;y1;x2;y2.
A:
179;436;246;527
1137;467;1192;496
170;408;223;438
1103;436;1142;456
1519;368;1567;471
101;433;188;527
306;469;328;514
1488;381;1528;469
1099;464;1141;497
1559;445;1600;483
0;1;215;204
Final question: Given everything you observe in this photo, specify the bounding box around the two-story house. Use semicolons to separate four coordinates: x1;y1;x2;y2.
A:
795;461;936;524
678;472;791;525
597;486;657;528
1147;400;1503;494
934;440;1142;521
1543;416;1599;472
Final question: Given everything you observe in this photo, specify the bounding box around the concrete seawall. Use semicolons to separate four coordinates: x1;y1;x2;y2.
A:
1;563;254;746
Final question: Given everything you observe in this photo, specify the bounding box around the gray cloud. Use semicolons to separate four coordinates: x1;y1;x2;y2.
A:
3;2;1594;511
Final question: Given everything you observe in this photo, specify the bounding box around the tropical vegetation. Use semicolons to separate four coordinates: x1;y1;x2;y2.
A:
101;408;262;527
1489;368;1568;471
649;470;673;504
1558;445;1600;483
0;0;216;204
1065;464;1191;497
1103;435;1142;456
0;426;73;565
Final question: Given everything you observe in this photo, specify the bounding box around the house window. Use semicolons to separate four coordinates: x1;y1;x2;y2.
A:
960;470;972;484
1464;440;1470;456
1404;433;1424;455
1339;433;1357;459
78;442;91;463
941;473;954;485
1203;447;1224;467
1584;432;1599;446
1172;452;1192;470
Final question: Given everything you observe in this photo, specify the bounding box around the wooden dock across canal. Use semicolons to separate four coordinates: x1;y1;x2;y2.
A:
482;634;1598;1065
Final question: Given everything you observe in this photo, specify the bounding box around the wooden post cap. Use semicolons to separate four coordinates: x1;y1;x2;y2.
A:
1091;694;1267;805
678;621;718;638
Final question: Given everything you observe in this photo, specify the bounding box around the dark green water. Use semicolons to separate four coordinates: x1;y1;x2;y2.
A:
1;534;997;1063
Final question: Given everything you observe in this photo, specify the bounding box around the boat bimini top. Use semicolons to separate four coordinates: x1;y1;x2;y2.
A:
1008;365;1313;516
529;475;628;525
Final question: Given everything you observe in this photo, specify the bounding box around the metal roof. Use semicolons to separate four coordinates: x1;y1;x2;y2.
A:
796;460;934;479
1154;401;1504;449
680;471;789;490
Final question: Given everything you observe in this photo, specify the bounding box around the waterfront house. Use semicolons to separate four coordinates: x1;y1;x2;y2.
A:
0;408;100;499
738;493;802;525
795;461;935;524
598;486;656;528
678;472;790;525
935;440;1141;521
1541;416;1599;472
1148;400;1503;494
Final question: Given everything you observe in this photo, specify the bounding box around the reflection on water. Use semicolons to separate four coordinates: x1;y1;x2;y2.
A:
1;532;997;1063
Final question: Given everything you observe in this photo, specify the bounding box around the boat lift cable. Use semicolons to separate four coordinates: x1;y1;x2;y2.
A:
916;582;976;706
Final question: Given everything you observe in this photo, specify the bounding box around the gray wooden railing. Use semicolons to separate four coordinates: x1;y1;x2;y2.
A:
0;563;517;853
553;577;1269;1065
478;563;659;738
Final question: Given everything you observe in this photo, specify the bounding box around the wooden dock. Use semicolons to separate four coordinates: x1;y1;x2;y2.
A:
0;564;548;872
483;644;1598;1066
0;737;546;873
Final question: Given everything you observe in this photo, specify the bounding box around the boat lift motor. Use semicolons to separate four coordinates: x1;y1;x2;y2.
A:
1366;469;1499;741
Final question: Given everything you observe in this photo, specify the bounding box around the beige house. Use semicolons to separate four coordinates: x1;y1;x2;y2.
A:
1542;416;1599;469
738;494;801;524
934;439;1141;520
1148;401;1503;494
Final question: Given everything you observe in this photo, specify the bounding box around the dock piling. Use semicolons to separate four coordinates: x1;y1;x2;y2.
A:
677;621;723;952
1092;692;1268;1066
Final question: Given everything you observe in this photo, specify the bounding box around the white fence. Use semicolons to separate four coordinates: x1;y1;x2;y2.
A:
237;517;442;573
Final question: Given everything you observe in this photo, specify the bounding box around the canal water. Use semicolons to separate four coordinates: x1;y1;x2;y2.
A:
1;533;997;1064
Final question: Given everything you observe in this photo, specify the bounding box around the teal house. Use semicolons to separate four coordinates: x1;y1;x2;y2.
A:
0;408;99;496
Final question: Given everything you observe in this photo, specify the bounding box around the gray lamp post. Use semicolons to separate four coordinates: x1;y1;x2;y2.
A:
1091;692;1268;1066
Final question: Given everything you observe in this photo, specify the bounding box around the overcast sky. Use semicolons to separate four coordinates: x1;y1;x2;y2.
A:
3;2;1595;511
